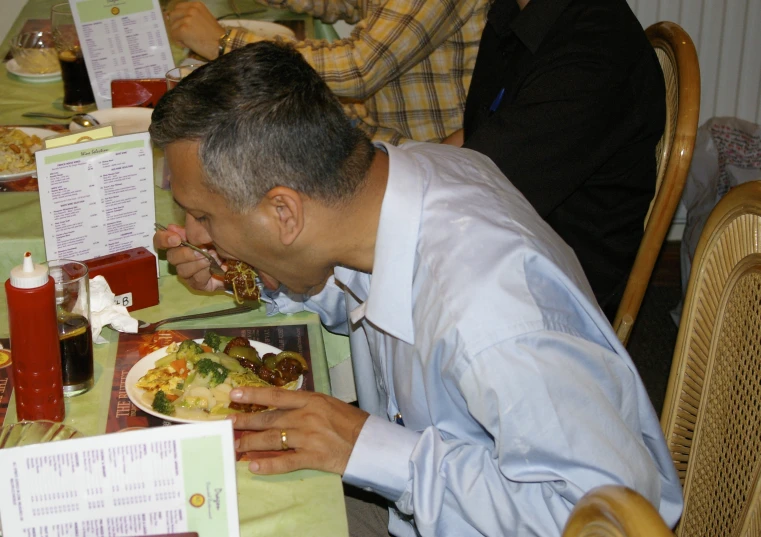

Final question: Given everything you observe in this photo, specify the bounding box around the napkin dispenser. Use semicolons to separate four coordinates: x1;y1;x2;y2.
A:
111;78;167;108
84;247;159;312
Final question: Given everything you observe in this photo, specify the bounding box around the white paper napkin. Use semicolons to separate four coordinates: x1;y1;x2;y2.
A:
89;275;138;343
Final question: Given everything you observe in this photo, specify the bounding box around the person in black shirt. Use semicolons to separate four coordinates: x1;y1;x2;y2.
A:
445;0;665;319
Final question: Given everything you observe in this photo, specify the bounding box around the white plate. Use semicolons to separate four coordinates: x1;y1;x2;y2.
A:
0;127;59;182
125;339;301;424
220;20;296;39
69;107;153;136
6;58;62;83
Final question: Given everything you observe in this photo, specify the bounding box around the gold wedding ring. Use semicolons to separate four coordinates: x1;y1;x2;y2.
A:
280;429;288;451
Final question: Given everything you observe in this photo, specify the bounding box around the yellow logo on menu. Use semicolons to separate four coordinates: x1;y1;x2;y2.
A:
111;7;120;15
189;493;205;508
0;350;10;368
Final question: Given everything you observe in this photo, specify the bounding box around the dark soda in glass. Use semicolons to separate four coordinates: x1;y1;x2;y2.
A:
58;313;94;396
59;47;95;112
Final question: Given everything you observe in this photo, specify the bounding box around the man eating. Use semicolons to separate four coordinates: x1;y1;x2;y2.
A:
152;42;682;536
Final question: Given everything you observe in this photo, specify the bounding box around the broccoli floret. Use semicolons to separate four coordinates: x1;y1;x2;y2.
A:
195;358;230;387
177;340;204;364
202;331;234;353
152;390;175;416
202;331;221;352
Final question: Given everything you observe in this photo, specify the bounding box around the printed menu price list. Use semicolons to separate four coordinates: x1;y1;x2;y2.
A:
71;0;173;109
36;133;156;266
0;422;239;537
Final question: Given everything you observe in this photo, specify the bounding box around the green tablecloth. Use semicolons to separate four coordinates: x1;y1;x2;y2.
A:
2;277;347;536
1;2;349;535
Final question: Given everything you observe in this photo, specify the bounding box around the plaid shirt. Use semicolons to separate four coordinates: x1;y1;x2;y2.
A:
226;0;489;144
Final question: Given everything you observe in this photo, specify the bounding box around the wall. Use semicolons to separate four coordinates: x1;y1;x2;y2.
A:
331;20;353;39
1;0;27;44
628;0;761;126
626;0;761;238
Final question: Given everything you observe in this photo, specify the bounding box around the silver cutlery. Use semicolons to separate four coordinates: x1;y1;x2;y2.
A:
113;304;255;334
154;222;226;278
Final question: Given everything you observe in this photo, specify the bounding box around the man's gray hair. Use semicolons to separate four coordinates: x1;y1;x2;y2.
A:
150;42;374;212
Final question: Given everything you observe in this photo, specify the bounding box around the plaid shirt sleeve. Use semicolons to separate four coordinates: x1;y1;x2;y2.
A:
226;0;484;100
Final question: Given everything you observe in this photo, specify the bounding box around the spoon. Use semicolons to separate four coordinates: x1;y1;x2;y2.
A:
154;223;226;278
71;114;100;128
21;112;100;128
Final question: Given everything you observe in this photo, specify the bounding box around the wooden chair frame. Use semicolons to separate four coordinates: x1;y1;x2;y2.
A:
563;485;674;537
660;181;761;536
613;22;700;345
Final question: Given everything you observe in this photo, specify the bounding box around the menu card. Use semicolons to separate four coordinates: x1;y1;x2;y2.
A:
0;421;240;536
69;0;174;109
35;132;156;265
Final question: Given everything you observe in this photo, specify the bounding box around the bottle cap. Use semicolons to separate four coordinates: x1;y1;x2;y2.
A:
9;252;50;289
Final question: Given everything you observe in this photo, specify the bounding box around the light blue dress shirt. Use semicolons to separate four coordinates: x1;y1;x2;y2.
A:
267;142;683;536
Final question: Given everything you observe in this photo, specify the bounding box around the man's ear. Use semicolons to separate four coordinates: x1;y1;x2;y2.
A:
263;187;304;246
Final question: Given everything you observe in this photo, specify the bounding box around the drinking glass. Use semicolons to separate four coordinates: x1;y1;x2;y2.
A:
165;63;203;90
162;63;203;187
51;3;95;112
46;260;94;397
0;421;83;448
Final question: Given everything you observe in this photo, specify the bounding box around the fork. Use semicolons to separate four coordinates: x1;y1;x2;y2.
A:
114;304;255;334
154;223;225;278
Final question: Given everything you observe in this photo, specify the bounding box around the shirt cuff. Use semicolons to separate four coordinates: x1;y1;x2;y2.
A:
226;27;267;53
260;286;307;316
343;415;420;501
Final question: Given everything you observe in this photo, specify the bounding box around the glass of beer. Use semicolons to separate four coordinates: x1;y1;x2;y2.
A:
162;63;203;187
165;63;203;90
51;3;95;112
46;260;94;397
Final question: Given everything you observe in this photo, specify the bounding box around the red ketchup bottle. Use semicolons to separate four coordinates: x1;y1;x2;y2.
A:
5;252;65;421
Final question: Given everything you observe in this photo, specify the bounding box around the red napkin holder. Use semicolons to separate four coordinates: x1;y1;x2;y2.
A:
111;78;167;108
84;247;159;312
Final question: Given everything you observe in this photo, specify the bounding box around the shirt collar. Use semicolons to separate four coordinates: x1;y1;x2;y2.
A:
360;142;423;345
491;0;572;54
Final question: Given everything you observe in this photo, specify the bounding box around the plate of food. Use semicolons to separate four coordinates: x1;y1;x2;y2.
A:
0;126;57;181
125;331;309;424
6;58;62;83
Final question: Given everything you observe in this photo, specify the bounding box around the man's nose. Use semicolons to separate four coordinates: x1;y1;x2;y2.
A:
185;214;212;246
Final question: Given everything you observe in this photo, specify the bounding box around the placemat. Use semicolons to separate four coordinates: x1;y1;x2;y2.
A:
106;325;312;461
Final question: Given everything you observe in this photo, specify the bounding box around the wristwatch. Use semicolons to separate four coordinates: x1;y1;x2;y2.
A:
218;27;232;58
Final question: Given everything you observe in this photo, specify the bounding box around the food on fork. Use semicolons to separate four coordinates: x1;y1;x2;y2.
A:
136;335;307;420
223;259;260;303
0;128;44;174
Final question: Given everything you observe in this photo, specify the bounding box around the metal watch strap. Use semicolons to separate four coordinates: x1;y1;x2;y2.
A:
218;27;232;57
